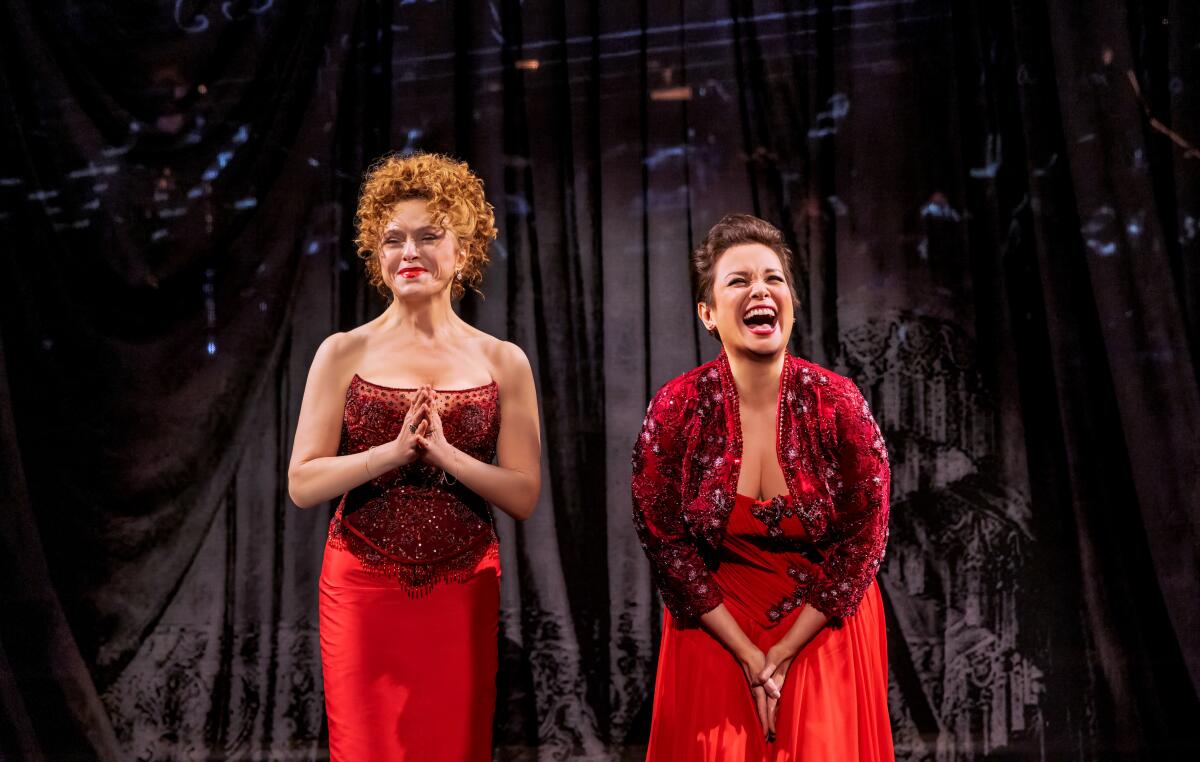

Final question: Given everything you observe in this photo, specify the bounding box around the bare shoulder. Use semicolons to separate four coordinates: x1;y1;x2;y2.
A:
493;339;532;375
312;330;351;364
309;330;366;386
467;332;532;386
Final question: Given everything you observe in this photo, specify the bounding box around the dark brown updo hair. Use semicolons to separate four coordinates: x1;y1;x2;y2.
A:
690;213;799;306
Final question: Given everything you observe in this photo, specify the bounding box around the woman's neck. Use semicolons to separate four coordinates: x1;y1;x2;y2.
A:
379;294;461;340
725;346;785;407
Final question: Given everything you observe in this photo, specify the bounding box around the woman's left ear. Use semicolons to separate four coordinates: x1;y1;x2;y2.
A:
696;301;716;334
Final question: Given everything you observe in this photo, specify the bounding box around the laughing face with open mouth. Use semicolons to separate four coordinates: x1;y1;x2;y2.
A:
697;242;795;359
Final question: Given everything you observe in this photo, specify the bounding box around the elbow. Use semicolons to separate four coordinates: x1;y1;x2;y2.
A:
510;493;538;521
287;470;315;509
509;478;541;521
288;487;313;510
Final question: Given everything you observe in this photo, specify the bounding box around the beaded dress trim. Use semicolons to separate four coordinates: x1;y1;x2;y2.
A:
632;352;890;625
327;374;501;595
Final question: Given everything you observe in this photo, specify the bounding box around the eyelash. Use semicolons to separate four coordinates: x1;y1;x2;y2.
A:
384;234;441;244
727;276;784;285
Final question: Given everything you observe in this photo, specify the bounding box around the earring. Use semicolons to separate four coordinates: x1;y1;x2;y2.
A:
456;269;463;281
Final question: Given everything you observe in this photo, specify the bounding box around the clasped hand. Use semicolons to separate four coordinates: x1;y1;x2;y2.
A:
386;386;453;470
740;640;799;743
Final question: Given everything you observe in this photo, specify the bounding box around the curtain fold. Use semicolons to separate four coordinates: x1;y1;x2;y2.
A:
1042;0;1200;697
2;1;1196;758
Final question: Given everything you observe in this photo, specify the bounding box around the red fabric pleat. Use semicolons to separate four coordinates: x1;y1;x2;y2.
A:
318;540;500;761
647;494;893;761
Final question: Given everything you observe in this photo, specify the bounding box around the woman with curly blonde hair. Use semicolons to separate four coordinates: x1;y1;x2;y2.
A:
288;152;541;761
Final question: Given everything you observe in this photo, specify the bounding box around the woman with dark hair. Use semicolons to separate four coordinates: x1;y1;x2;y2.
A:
288;152;541;761
633;214;893;760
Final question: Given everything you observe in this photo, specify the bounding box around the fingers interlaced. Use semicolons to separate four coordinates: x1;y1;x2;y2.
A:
405;388;442;429
764;677;781;700
756;662;782;699
412;419;430;449
766;694;779;739
752;686;770;741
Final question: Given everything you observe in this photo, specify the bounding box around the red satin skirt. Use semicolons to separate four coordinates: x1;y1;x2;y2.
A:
318;539;500;761
647;494;894;761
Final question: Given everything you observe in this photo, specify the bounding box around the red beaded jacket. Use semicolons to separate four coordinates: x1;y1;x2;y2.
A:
631;351;890;626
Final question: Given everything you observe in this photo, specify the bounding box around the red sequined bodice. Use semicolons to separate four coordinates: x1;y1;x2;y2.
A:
328;374;500;592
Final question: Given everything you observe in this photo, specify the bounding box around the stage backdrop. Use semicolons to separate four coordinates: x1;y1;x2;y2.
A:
2;1;1198;759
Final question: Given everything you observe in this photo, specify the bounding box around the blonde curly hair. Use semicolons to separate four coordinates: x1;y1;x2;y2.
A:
354;152;497;300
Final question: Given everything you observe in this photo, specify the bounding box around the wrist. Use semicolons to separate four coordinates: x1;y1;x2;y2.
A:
768;637;800;661
430;441;457;472
379;440;405;469
732;640;761;665
772;617;822;657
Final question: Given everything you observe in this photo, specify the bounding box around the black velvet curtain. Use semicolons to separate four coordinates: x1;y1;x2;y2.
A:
1;1;1197;759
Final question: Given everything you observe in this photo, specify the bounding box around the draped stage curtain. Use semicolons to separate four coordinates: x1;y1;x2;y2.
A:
1;1;1197;759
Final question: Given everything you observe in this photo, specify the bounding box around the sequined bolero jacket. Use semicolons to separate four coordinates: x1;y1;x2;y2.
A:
631;351;890;626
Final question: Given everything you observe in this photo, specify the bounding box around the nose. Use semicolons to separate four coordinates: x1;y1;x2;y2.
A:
750;278;771;299
399;238;419;260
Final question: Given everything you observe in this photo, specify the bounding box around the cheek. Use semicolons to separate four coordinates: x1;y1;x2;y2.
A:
713;291;741;320
773;286;796;314
431;251;456;276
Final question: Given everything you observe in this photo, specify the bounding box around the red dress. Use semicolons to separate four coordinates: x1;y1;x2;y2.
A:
319;374;501;762
647;493;892;760
632;352;893;760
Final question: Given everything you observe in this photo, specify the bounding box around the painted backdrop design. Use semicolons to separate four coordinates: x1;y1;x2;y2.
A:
2;1;1198;759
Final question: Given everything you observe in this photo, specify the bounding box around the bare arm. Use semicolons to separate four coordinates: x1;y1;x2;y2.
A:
700;604;775;738
754;605;830;738
765;606;829;664
418;341;542;520
699;605;761;665
286;334;429;509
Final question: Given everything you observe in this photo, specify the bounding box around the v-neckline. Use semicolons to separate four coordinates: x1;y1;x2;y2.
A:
719;350;792;502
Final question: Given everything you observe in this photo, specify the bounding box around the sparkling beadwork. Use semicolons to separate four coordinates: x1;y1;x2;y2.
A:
631;351;890;624
327;375;501;594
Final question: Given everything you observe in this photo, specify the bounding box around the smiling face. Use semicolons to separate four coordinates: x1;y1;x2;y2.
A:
697;243;795;358
376;199;465;301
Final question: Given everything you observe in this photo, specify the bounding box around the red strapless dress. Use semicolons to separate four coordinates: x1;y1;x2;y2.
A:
319;375;501;761
647;493;893;761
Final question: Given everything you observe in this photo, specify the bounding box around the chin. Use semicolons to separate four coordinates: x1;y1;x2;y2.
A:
728;334;787;358
746;342;787;358
391;281;449;300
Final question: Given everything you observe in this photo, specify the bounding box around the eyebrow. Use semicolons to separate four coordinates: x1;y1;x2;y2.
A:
383;225;444;236
725;268;783;277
